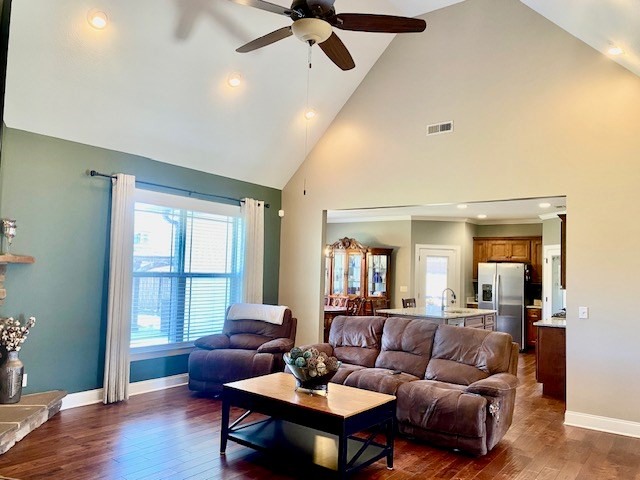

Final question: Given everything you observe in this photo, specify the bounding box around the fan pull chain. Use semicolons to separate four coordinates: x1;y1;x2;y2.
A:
303;43;313;196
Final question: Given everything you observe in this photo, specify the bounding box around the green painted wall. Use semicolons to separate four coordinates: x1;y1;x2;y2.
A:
474;223;543;237
0;127;281;394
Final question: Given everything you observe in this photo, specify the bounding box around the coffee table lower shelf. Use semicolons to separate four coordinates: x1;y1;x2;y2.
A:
228;417;389;475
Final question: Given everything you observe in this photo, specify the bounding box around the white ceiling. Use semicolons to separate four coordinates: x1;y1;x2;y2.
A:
3;1;638;189
327;196;567;223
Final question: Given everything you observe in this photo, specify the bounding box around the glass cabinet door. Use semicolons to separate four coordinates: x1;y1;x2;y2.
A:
332;252;345;295
347;253;362;295
367;253;388;297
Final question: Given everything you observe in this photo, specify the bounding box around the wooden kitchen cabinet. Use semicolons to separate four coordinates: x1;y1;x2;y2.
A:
486;239;530;262
526;307;542;349
472;241;487;279
473;236;541;281
559;214;566;289
530;238;543;283
536;324;566;400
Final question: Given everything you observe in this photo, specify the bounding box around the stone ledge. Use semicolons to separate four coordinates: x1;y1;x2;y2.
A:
0;390;66;454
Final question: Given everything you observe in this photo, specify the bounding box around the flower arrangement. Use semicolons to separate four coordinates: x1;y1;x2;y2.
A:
0;317;36;352
284;347;341;392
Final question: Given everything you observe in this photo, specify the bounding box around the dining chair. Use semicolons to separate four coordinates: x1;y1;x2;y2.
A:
402;298;417;308
346;297;364;316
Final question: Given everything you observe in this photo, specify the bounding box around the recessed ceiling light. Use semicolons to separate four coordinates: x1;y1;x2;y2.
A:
477;214;487;219
227;72;242;88
457;204;468;209
538;202;551;208
87;9;108;30
304;108;317;121
607;45;624;56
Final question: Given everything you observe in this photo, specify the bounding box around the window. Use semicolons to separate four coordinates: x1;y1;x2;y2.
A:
131;190;243;350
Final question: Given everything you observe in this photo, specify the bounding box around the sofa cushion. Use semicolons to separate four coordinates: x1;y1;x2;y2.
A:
194;334;230;350
397;380;487;438
223;308;294;339
426;358;489;385
257;338;294;353
375;318;438;378
329;316;385;367
330;363;366;385
188;349;274;384
229;334;269;350
344;368;419;395
427;325;514;385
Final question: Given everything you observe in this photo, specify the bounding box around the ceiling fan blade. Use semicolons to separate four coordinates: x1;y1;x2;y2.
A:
332;13;426;33
227;0;291;16
319;32;355;71
236;26;293;53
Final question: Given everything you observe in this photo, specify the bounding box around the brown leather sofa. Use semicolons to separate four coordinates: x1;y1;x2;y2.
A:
310;315;519;456
188;308;297;395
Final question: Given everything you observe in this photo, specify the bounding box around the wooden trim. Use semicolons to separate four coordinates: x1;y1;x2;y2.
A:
0;254;36;264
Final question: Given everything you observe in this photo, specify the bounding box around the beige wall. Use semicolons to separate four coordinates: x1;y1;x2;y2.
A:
279;0;640;424
325;221;411;308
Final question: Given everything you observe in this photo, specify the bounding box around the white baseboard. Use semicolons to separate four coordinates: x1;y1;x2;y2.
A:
564;410;640;438
61;373;189;411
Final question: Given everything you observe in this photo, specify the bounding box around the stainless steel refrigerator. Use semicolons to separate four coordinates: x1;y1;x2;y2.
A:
478;263;526;349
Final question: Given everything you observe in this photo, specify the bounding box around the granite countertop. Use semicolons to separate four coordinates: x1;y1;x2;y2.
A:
533;318;566;328
377;306;497;320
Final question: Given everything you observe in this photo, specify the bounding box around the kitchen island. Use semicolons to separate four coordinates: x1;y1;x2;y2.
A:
376;306;497;330
534;318;566;400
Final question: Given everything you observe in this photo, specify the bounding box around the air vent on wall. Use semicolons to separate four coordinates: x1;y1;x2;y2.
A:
427;121;454;136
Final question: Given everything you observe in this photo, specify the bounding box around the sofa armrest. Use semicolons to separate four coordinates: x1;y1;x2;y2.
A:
258;338;294;353
466;373;518;397
194;334;230;350
299;342;334;357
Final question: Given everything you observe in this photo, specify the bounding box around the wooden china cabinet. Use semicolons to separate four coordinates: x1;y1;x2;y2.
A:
325;238;393;313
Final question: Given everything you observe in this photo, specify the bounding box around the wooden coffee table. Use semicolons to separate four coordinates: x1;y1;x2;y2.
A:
221;372;396;478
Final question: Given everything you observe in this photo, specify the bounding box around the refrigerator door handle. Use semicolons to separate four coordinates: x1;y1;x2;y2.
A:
495;274;501;315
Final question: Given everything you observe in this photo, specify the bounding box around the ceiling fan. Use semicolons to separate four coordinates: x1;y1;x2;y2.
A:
229;0;426;70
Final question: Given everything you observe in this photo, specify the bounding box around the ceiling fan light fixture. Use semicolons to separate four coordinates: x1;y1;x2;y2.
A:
607;44;624;56
292;18;332;45
227;72;242;87
87;9;108;30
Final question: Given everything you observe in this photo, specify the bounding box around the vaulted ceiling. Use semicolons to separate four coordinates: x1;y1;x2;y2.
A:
4;0;638;189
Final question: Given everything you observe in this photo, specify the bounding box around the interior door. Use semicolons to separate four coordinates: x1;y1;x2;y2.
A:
416;246;460;308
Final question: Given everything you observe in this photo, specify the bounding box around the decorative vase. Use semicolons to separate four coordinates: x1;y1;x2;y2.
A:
0;350;24;404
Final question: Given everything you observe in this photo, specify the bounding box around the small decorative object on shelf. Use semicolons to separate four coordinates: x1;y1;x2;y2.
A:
1;219;17;255
284;346;341;396
0;316;36;404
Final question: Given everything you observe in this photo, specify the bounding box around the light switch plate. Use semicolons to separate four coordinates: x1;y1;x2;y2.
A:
399;286;408;293
578;306;589;319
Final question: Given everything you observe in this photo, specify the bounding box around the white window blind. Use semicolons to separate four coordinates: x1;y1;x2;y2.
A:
130;190;243;349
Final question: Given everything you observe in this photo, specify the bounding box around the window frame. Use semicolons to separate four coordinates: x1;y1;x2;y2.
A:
130;189;242;359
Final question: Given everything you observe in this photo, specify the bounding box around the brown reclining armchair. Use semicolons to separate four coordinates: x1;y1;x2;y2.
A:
188;305;297;395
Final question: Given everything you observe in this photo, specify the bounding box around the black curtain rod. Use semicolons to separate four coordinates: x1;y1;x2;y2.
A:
88;170;269;208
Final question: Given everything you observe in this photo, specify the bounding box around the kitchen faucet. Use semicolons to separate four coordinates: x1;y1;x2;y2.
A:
441;288;457;311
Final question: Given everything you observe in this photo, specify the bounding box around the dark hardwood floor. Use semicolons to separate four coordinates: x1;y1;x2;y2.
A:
1;353;639;479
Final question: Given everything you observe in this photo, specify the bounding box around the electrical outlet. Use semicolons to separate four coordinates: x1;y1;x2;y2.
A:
578;306;589;319
22;373;27;387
